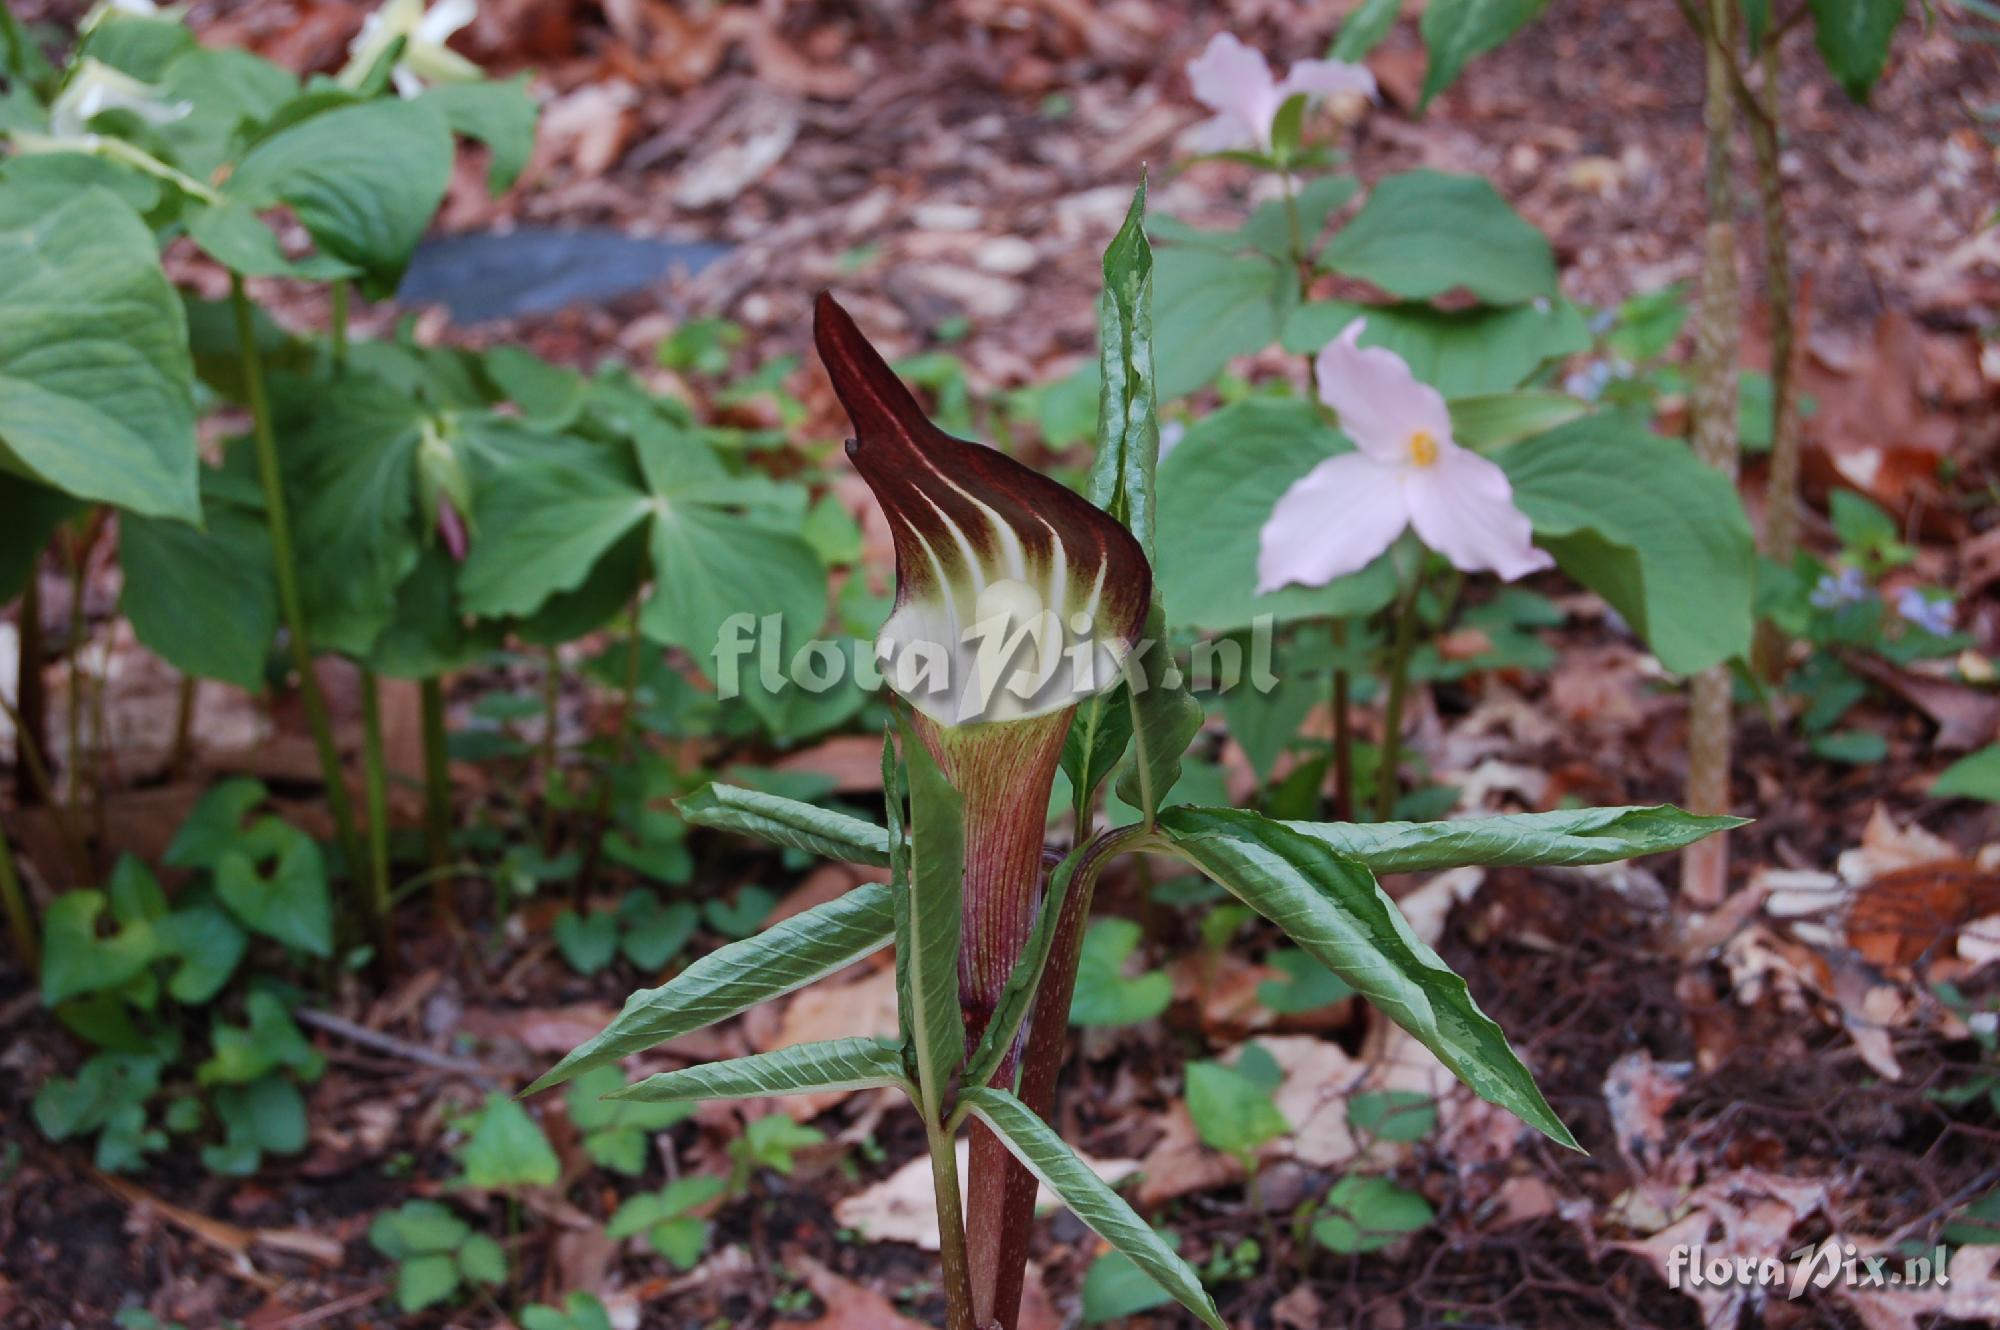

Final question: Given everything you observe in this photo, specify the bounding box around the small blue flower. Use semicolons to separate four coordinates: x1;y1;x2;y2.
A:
1809;566;1871;611
1895;586;1955;636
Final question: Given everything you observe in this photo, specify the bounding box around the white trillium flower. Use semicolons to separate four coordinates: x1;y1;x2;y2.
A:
340;0;482;99
1257;320;1554;593
1185;31;1376;154
79;0;186;32
44;57;191;144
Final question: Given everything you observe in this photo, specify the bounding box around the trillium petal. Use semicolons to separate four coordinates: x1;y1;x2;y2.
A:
418;0;477;43
1276;57;1378;104
1185;112;1259;155
1256;452;1410;593
1314;320;1453;462
1187;33;1277;118
1403;444;1554;581
815;294;1152;726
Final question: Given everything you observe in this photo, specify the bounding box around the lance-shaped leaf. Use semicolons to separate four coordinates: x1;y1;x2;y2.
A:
609;1038;911;1105
526;883;896;1095
1155;806;1577;1150
815;293;1151;727
961;1088;1226;1330
1116;602;1204;825
1281;805;1746;875
677;783;891;867
1087;180;1159;563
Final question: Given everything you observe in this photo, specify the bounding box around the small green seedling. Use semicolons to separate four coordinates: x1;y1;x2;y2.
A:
368;1199;507;1312
727;1113;825;1192
1347;1090;1438;1145
1310;1174;1434;1254
455;1092;559;1190
554;894;699;975
521;1291;614;1330
607;1175;727;1268
565;1065;696;1174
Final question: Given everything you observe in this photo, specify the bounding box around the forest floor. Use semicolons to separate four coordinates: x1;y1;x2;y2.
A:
4;1;2000;1328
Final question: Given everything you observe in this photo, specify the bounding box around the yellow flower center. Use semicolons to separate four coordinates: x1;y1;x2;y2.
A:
1408;430;1439;468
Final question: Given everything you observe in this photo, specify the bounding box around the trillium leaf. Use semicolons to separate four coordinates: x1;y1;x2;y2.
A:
1808;0;1905;102
121;468;277;690
817;293;1151;726
1281;805;1747;873
1323;170;1556;304
1416;0;1550;107
1497;414;1756;674
0;183;199;522
1155;805;1577;1150
1282;300;1590;398
610;1037;910;1105
526;882;898;1094
676;783;891;866
961;1087;1227;1330
421;76;538;193
1150;246;1295;398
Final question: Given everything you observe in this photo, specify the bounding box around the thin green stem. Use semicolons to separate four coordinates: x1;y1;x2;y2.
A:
0;690;91;884
575;601;643;901
359;668;394;960
538;644;560;852
0;822;36;974
329;280;350;374
63;536;84;817
230;273;366;899
1327;621;1353;822
1374;578;1424;822
169;675;196;778
926;1120;978;1330
17;568;44;808
419;676;455;925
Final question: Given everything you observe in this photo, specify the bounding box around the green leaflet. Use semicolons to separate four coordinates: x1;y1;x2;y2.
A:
609;1037;910;1104
1281;805;1747;874
961;1088;1226;1330
1087;178;1159;563
1155;806;1577;1150
1115;601;1204;825
526;883;897;1095
677;783;891;866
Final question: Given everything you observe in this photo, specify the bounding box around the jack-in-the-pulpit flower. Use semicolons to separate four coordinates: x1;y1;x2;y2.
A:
1185;31;1375;153
815;294;1150;730
1258;320;1553;592
42;58;190;144
339;0;481;99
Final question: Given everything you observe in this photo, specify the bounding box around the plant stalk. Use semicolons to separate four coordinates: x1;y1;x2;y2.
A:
16;568;44;807
1747;37;1804;681
1374;577;1424;822
576;601;644;902
63;534;85;819
0;821;36;974
229;273;366;897
359;668;395;960
539;644;560;852
1327;620;1353;821
0;690;90;884
420;676;455;924
1683;0;1742;906
169;675;196;778
926;1120;978;1330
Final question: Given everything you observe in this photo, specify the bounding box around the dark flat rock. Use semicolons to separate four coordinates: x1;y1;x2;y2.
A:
397;228;732;322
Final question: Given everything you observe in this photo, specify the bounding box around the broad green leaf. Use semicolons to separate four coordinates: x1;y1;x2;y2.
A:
1417;0;1549;106
641;507;825;687
165;777;268;869
1332;0;1402;60
553;908;618;975
1323;170;1556;304
396;1254;461;1312
1282;805;1744;873
459;437;649;618
121;470;277;689
211;1073;308;1154
611;1037;909;1104
370;1199;470;1258
154;906;248;1005
0;184;198;521
157;46;298;179
77;13;194;79
1115;603;1204;824
422;76;537;193
185;200;360;281
226;97;452;295
1281;300;1590;399
1348;1090;1437;1143
1151;246;1294;398
1257;949;1354;1014
1935;746;2000;802
1809;0;1904;101
1312;1173;1434;1252
900;719;966;1123
1087;180;1159;561
1186;1060;1290;1156
214;822;333;957
1156;399;1398;633
1944;1189;2000;1246
1498;414;1755;674
274;375;427;656
961;1087;1226;1330
457;1233;507;1285
1069;918;1171;1027
1156;806;1576;1149
457;1092;559;1189
1082;1247;1177;1324
525;881;897;1094
41;890;157;1006
0;474;76;603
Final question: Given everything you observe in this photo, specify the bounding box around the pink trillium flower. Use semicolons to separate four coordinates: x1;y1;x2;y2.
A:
1185;32;1376;154
1257;320;1554;593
